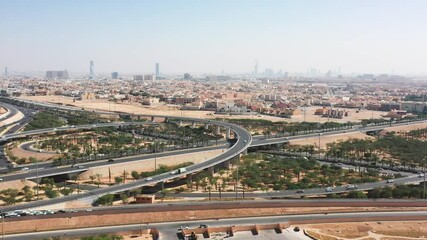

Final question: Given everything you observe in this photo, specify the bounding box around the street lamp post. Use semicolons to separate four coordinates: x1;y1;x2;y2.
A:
154;138;157;172
1;212;4;240
318;133;323;160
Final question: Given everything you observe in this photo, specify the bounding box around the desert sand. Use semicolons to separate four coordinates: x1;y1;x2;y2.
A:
19;95;386;123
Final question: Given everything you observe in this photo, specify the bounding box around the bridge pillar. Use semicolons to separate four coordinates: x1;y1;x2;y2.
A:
216;126;221;135
179;120;183;126
207;166;214;176
151;116;155;122
160;181;165;190
191;121;196;128
164;117;169;123
226;129;231;139
137;116;141;121
242;149;248;155
223;160;231;170
186;173;193;182
204;124;209;130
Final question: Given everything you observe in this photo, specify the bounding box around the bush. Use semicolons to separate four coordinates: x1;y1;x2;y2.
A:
93;194;114;206
44;188;59;198
347;191;367;199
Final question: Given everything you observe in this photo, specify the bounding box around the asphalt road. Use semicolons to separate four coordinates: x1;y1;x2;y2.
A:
0;115;253;212
1;144;227;181
4;210;427;240
3;118;425;180
0;98;424;212
174;174;424;198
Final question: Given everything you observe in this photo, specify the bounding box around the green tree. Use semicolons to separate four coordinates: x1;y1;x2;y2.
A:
347;190;367;199
93;194;115;206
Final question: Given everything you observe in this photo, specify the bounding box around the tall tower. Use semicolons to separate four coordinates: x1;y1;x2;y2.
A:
254;60;258;75
4;67;7;77
89;60;95;79
155;63;160;77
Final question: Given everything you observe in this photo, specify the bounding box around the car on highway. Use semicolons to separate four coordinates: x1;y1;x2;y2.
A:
386;179;394;183
419;173;425;178
295;190;305;193
0;178;3;182
145;177;153;181
108;159;114;162
346;184;358;190
21;167;29;171
325;187;334;192
199;224;208;228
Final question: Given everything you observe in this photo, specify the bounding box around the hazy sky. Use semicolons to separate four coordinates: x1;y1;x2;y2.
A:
1;0;427;75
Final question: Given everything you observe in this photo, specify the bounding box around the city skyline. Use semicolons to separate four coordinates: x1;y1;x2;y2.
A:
1;0;427;75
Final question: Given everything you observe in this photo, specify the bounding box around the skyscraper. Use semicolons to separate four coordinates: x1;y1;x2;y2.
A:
46;70;69;79
111;72;119;79
89;60;95;79
4;67;7;77
254;60;258;75
155;63;160;77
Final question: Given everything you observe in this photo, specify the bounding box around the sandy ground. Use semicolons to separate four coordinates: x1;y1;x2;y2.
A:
19;95;386;123
302;221;427;239
0;179;36;191
290;122;427;149
290;132;373;149
0;109;24;127
9;144;60;161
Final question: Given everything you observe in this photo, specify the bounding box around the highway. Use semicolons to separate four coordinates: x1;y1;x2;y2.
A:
173;174;424;198
0;112;253;212
0;98;425;211
2;117;425;180
1;144;227;181
4;210;427;240
0;121;157;142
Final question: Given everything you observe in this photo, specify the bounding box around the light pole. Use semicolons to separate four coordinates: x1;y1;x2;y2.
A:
1;212;4;240
318;133;323;160
154;138;157;172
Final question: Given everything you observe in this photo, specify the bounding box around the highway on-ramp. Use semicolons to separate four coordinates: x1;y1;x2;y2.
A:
0;117;253;212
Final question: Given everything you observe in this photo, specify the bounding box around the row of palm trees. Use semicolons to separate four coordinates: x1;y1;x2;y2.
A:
325;134;427;171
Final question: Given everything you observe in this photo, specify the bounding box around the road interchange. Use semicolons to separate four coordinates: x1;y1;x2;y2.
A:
0;98;426;212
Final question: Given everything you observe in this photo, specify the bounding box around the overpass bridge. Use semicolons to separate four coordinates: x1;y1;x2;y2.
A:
0;98;426;211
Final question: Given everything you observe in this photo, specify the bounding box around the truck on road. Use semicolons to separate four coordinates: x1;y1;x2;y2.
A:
170;167;188;175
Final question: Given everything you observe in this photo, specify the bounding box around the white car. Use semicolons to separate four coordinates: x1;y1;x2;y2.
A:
386;179;394;183
325;187;334;192
21;167;29;171
145;177;153;181
419;173;425;178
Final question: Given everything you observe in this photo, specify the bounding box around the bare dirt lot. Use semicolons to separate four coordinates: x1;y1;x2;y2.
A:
19;95;386;123
290;122;427;149
303;221;427;239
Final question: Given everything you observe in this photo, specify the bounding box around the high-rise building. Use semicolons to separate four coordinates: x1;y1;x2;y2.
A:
254;60;258;75
144;74;156;80
46;70;69;79
111;72;119;79
89;60;95;79
155;63;160;77
4;67;7;77
133;75;144;81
